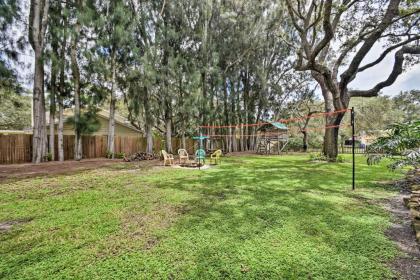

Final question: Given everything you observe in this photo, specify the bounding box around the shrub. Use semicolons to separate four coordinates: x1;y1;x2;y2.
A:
336;155;345;163
309;152;327;161
367;121;420;170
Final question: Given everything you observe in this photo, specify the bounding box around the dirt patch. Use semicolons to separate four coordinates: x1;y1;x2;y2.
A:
0;159;160;182
0;218;32;233
385;194;420;280
95;204;188;257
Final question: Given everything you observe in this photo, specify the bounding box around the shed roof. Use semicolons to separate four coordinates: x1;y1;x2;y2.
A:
258;122;288;131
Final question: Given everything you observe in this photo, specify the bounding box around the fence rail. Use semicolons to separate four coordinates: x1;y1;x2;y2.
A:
0;134;195;165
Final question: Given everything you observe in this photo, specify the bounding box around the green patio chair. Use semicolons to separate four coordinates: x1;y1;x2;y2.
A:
195;149;206;164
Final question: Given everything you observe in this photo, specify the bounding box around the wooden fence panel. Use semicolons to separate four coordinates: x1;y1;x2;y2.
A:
0;134;32;164
1;133;197;164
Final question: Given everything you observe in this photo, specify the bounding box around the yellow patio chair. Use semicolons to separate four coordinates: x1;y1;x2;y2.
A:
210;149;222;165
161;150;174;166
178;149;189;164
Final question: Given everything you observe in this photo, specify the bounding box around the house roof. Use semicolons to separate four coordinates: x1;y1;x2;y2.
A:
48;109;142;133
96;110;142;133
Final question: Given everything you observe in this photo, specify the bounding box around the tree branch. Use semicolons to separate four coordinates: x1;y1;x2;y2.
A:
339;0;401;92
358;36;420;73
349;45;420;97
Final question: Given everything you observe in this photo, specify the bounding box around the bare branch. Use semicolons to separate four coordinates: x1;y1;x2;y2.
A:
358;36;420;73
339;0;401;92
349;45;420;97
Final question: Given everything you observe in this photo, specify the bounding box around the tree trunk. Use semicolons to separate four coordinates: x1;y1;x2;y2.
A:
143;86;153;154
32;51;47;163
57;0;66;162
71;19;82;161
57;95;64;161
312;72;347;161
165;117;172;153
302;131;308;152
323;125;339;160
49;51;57;161
145;124;153;154
181;132;186;150
29;0;49;163
107;52;117;158
58;52;65;162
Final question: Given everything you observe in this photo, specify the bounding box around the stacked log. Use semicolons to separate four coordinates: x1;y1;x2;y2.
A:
123;152;157;162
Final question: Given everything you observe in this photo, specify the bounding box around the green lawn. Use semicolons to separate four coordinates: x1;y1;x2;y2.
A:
0;155;405;279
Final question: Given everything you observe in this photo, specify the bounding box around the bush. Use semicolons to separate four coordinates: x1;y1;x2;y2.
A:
44;152;53;162
309;153;345;163
106;151;125;159
284;138;303;152
367;121;420;170
115;152;125;159
336;155;345;163
309;152;327;161
308;135;323;149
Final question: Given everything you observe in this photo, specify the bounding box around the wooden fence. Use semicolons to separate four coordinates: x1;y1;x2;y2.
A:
0;134;196;164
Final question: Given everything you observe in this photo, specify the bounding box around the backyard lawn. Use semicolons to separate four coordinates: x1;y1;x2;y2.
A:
0;155;405;279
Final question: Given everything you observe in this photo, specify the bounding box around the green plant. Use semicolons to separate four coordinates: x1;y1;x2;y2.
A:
115;152;125;159
309;152;327;161
284;138;303;152
106;151;125;159
336;155;345;163
43;152;53;161
367;121;420;169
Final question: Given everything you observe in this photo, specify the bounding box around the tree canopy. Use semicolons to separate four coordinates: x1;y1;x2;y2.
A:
1;0;419;161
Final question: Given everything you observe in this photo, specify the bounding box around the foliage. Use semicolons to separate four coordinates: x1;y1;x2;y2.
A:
284;137;302;151
106;151;125;159
309;152;327;161
0;89;31;130
393;90;420;122
367;121;420;170
0;0;23;91
66;107;101;135
0;155;404;279
309;153;346;163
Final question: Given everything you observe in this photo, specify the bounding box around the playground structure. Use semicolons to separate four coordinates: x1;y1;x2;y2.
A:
198;107;357;189
256;122;289;155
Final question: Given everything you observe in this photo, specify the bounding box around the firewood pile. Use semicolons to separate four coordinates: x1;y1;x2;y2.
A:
123;152;157;162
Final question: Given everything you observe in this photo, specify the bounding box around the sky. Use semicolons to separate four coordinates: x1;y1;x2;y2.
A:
346;43;420;96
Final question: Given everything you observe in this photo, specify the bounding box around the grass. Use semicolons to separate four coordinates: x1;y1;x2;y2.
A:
0;155;405;279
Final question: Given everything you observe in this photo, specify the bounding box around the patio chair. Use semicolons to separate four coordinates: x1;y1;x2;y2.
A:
161;150;174;166
210;149;222;165
195;149;206;164
178;149;189;164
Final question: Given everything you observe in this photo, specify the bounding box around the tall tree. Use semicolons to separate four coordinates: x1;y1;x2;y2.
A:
70;0;82;160
284;0;420;160
89;0;134;158
29;0;50;163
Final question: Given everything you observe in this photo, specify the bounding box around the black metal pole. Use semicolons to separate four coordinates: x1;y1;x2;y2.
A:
351;107;355;190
